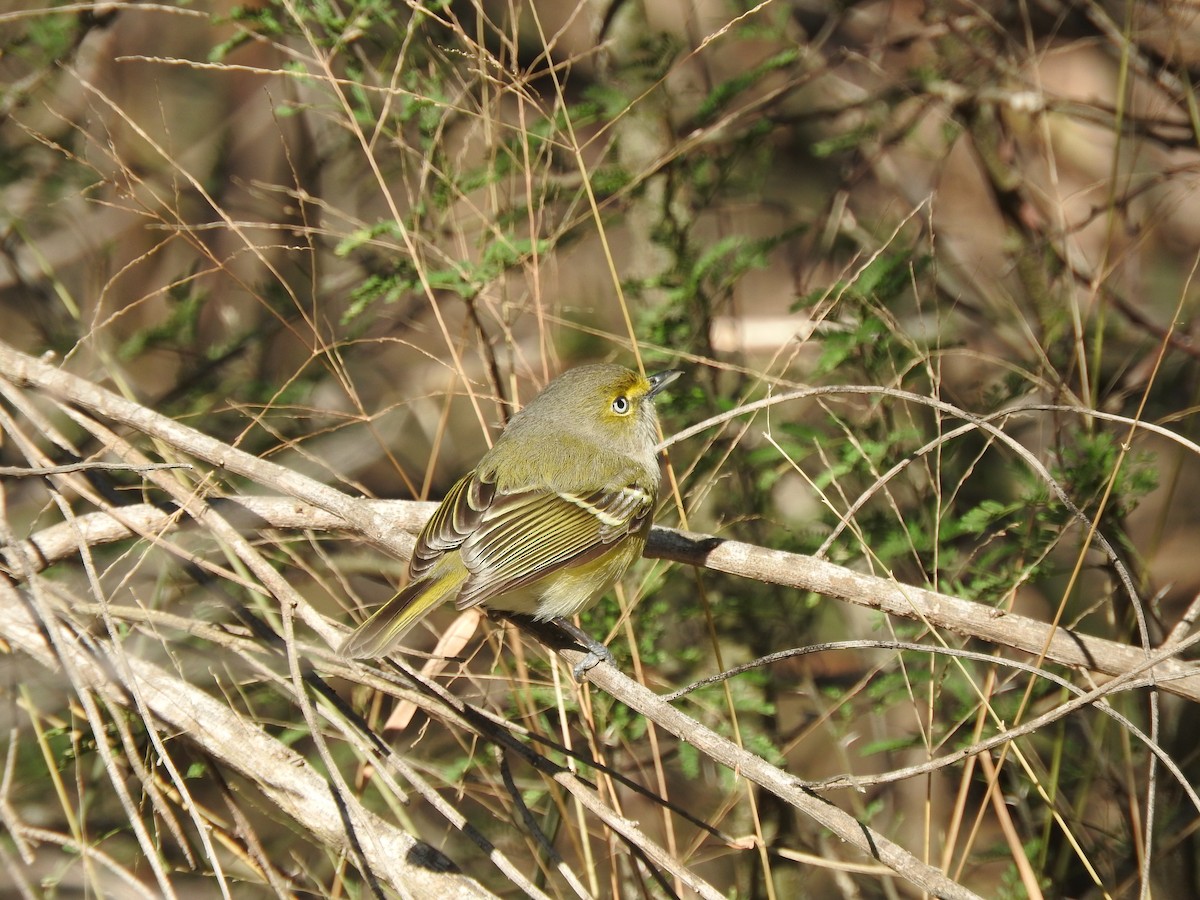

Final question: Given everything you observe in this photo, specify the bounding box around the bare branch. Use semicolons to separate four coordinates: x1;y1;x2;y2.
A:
0;575;495;898
11;496;1198;704
0;462;192;477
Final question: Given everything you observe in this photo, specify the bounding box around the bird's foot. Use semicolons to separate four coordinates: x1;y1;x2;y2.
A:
571;642;615;680
550;616;614;681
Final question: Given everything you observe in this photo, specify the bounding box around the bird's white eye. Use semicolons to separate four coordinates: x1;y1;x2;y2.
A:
611;395;631;415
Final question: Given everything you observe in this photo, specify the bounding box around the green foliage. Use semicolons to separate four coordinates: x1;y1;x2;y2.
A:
692;48;801;127
1053;429;1158;522
13;7;75;63
209;4;286;59
117;286;206;360
213;0;414;59
811;121;882;158
669;671;785;778
859;733;924;757
995;839;1051;900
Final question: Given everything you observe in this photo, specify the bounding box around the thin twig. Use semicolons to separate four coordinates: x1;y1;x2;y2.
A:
0;576;494;898
663;639;1198;812
0;462;192;477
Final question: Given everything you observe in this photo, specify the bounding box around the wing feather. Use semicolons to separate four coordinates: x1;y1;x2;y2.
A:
409;467;655;611
409;473;492;580
455;484;654;609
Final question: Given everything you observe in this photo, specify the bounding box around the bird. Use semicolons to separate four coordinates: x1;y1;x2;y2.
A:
340;363;682;676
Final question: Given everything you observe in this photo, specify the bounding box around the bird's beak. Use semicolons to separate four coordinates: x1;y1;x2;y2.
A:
646;369;684;399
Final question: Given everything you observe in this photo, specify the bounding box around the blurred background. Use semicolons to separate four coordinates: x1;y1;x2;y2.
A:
3;0;1200;896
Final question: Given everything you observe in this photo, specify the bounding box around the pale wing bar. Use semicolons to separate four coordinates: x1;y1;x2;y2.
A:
454;485;653;609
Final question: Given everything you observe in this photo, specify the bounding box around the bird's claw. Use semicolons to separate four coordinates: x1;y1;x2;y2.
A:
550;616;615;680
571;643;615;681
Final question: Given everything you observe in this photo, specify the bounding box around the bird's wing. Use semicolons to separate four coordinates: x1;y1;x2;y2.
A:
454;481;655;609
408;471;493;581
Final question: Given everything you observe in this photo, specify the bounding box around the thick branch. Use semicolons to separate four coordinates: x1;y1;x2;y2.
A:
9;499;1199;704
0;341;410;557
647;528;1200;702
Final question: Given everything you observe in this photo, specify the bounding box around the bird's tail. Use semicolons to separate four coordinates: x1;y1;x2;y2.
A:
340;567;464;659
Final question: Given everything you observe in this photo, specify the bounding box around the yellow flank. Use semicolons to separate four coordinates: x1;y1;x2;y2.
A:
485;531;648;619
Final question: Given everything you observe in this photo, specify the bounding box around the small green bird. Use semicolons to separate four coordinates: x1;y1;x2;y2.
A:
340;364;682;674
